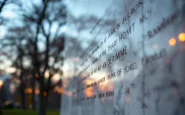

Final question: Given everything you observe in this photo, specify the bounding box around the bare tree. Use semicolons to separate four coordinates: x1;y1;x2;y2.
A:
0;0;8;13
1;26;33;109
18;0;66;114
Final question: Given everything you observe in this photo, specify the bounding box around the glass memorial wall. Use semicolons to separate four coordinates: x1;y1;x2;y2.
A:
61;0;185;115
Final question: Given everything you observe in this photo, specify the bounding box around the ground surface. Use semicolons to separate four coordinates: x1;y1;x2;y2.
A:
2;109;59;115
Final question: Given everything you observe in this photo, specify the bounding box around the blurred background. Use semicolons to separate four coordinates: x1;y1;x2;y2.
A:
0;0;185;115
0;0;67;115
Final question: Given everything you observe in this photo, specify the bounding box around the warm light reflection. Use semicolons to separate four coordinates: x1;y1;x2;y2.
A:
178;33;185;42
35;74;39;78
84;87;94;97
169;38;176;46
98;85;106;91
52;74;61;81
54;86;72;96
35;89;40;94
0;80;3;87
44;71;49;78
24;79;72;96
82;74;114;97
5;101;10;105
24;87;71;95
98;82;114;91
61;89;72;96
24;88;32;94
57;88;62;94
83;79;95;97
24;88;40;94
43;92;47;96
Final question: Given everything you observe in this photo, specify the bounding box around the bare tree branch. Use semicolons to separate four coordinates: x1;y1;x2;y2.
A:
0;0;7;13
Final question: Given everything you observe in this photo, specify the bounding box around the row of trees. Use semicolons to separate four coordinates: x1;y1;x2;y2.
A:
0;0;66;115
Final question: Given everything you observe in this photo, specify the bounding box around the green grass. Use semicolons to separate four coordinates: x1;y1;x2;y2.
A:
2;109;59;115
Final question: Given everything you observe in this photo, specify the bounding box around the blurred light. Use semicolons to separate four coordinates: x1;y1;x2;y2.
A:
98;82;114;91
169;38;176;46
54;86;72;96
52;74;60;81
35;74;39;78
5;101;10;105
84;87;94;97
24;88;32;94
57;88;62;94
0;80;3;87
10;84;16;93
178;33;185;42
35;89;40;95
43;92;47;96
44;71;49;78
6;67;16;73
98;85;106;92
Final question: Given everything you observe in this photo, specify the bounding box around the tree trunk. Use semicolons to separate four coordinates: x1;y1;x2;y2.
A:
0;87;3;115
38;88;48;115
32;73;36;110
20;84;25;109
20;73;25;109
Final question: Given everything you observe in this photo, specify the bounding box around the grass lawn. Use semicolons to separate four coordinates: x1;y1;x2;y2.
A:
2;109;59;115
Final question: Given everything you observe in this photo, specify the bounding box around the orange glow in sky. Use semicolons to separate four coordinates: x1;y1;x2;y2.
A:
169;38;176;46
178;33;185;42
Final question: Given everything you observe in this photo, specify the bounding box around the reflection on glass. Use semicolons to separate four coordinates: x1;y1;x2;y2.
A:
169;38;176;46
